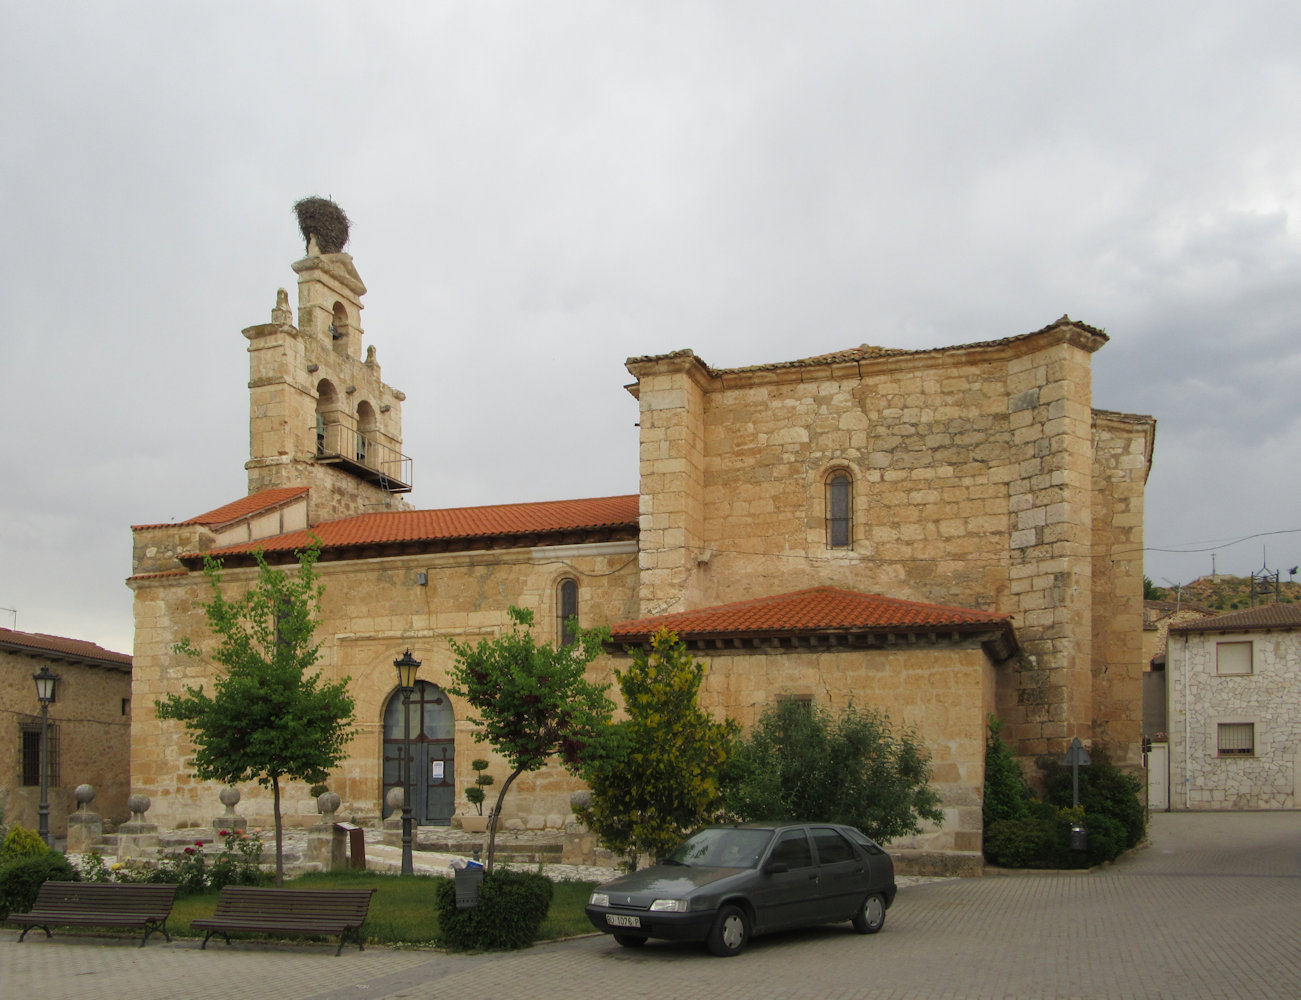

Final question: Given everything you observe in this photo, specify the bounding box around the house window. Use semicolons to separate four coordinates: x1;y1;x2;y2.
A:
557;578;579;647
825;471;852;549
20;722;60;787
1217;723;1254;756
1216;641;1253;675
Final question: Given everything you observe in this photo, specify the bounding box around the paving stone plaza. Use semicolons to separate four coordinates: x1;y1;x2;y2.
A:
7;812;1301;1000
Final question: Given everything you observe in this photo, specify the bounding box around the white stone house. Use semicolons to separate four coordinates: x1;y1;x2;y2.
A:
1166;603;1301;810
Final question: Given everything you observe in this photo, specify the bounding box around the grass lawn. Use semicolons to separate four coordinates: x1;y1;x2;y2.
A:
165;870;598;948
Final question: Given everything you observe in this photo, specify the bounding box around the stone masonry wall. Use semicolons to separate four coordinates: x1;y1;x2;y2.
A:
2;651;131;836
689;642;998;854
1167;629;1301;810
129;542;639;831
630;324;1133;764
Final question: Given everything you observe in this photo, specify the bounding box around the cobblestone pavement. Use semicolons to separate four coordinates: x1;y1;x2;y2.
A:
12;811;1301;1000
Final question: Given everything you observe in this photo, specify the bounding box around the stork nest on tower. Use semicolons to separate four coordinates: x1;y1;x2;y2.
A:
293;197;351;254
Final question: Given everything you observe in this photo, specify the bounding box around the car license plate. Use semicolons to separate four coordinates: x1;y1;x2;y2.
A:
607;915;641;928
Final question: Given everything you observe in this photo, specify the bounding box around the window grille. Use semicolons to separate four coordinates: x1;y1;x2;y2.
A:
557;579;579;647
1217;722;1254;756
826;472;852;549
20;722;60;787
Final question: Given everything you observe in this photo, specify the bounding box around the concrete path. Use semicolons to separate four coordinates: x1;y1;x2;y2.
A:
8;811;1301;999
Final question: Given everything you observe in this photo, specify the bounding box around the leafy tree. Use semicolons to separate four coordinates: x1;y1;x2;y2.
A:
724;697;943;843
983;715;1031;828
155;543;356;885
447;606;614;871
1143;576;1166;601
575;630;738;870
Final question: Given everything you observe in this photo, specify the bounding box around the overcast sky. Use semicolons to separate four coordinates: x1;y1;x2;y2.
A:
2;2;1299;655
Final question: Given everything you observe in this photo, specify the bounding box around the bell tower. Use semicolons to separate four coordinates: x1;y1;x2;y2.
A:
242;198;412;521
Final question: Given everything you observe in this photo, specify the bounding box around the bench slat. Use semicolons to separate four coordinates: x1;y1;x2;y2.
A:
192;886;376;956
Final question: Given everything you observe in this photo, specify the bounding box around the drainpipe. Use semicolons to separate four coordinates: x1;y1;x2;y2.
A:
1182;633;1191;810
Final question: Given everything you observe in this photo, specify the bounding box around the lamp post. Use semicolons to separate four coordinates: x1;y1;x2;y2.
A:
33;666;57;847
393;650;421;876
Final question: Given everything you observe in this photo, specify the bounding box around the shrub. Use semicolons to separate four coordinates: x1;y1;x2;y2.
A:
435;870;554;951
1042;753;1146;850
983;817;1048;868
983;716;1031;828
1;825;51;862
0;853;78;919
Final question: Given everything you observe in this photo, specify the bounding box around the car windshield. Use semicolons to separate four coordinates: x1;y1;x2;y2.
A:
668;828;772;868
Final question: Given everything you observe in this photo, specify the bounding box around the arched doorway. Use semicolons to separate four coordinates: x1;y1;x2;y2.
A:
381;681;455;826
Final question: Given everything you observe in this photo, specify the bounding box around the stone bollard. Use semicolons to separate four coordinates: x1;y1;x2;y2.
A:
307;792;347;870
117;793;159;860
213;786;248;834
66;784;103;854
381;787;404;847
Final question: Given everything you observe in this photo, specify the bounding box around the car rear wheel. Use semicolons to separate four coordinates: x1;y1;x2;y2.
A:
613;933;647;948
852;892;886;934
707;904;749;956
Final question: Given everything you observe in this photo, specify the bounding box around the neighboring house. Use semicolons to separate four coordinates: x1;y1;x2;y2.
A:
1;627;132;837
1166;603;1301;810
127;205;1154;866
1142;600;1219;741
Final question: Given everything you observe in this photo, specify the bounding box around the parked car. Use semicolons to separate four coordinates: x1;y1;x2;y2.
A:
585;822;896;956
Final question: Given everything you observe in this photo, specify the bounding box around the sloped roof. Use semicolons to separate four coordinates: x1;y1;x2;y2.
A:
609;586;1017;657
189;494;640;562
1169;603;1301;634
133;487;309;531
0;627;131;670
627;316;1108;377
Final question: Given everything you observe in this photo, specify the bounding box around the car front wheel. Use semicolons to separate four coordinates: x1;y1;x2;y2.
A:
852;892;886;934
707;904;750;956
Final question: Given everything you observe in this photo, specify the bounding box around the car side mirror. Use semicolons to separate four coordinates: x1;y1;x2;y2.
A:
764;860;789;875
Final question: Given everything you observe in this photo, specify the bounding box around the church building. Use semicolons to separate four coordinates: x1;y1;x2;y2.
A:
128;203;1154;869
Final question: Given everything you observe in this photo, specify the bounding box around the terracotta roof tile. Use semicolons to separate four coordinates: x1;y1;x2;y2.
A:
1169;603;1301;634
133;487;309;531
610;586;1012;641
201;494;640;557
0;627;131;668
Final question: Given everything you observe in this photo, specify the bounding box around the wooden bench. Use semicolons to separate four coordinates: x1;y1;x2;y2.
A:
9;881;178;947
192;886;376;955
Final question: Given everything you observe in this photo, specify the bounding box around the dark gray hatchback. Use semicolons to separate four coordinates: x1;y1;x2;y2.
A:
585;822;896;956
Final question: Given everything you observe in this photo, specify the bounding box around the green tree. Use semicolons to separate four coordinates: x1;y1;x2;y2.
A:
1143;576;1165;601
447;606;614;872
155;543;355;885
724;697;943;843
575;630;738;870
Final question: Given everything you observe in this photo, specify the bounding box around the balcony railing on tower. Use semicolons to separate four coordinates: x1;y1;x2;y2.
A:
315;421;413;493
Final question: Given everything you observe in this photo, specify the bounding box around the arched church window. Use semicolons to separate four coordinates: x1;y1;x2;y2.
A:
557;578;579;646
826;470;853;549
316;379;340;457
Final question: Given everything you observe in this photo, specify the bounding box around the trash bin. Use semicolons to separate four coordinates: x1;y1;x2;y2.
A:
1070;823;1088;852
454;862;484;909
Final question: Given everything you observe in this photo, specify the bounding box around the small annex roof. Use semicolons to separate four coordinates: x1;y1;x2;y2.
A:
183;494;640;565
1169;603;1301;635
0;627;131;671
609;586;1017;658
626;316;1109;378
132;487;310;531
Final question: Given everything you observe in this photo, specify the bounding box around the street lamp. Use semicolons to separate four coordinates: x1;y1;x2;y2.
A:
33;666;57;847
393;650;421;876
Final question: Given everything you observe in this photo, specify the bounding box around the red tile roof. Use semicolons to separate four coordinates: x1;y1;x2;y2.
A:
0;627;131;669
610;587;1014;644
1170;603;1301;634
196;494;640;559
133;487;309;531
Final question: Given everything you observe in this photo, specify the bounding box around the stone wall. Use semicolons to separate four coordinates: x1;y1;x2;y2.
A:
129;541;640;831
628;322;1151;766
1167;628;1301;809
1;650;131;836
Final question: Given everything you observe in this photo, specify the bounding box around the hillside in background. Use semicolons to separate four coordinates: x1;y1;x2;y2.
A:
1148;574;1301;613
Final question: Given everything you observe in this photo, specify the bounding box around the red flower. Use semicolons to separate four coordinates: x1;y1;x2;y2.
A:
219;830;229;837
195;840;205;847
184;847;195;855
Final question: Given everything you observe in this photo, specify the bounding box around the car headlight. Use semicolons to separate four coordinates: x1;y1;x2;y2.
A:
650;898;689;912
590;892;609;907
